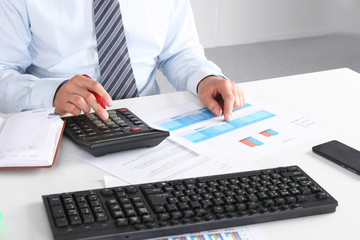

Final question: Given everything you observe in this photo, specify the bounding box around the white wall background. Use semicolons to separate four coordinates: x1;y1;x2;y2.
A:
190;0;360;48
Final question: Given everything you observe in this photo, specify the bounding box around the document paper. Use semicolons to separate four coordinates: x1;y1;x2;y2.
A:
80;99;329;183
144;99;330;170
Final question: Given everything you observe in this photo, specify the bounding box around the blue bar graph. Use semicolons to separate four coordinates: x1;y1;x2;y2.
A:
159;104;251;131
182;110;276;143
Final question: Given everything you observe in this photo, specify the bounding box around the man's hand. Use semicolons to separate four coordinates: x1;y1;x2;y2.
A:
53;75;113;120
197;76;245;122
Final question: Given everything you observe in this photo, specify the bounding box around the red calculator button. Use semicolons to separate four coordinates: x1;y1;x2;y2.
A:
118;108;128;113
130;127;143;132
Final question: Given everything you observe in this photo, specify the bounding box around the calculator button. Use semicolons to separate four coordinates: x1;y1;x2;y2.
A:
93;120;102;125
130;127;143;132
118;109;128;113
128;117;138;122
68;123;77;128
87;114;97;120
95;123;106;128
114;119;125;124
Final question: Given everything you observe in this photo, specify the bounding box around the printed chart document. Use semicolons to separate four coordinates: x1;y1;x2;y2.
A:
150;225;267;240
0;109;65;168
79;98;330;183
144;99;330;169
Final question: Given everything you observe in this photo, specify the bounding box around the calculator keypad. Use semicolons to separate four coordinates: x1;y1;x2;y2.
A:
65;108;147;141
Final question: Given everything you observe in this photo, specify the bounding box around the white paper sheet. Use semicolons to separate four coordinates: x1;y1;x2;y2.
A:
79;98;330;183
80;138;254;184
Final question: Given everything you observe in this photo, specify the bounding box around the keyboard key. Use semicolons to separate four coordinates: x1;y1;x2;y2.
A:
95;212;108;222
82;214;95;223
147;192;172;205
55;217;68;227
69;216;82;225
115;218;128;226
48;196;61;206
51;206;66;218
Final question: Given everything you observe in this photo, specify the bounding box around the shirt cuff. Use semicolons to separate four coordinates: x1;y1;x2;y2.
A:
29;78;66;109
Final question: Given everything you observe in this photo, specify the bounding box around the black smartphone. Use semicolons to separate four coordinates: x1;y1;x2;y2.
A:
312;140;360;175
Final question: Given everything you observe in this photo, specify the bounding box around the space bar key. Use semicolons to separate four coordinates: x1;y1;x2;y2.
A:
147;192;173;206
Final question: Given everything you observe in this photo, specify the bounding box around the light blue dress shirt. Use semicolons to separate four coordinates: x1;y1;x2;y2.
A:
0;0;224;113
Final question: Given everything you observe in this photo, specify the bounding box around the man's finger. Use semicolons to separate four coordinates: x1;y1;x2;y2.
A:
82;74;112;107
202;95;223;117
79;90;109;120
80;75;113;107
56;101;82;116
67;93;91;114
231;83;241;109
222;91;235;122
239;86;245;107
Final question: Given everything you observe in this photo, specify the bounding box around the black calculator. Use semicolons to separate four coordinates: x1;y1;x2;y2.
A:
62;108;169;156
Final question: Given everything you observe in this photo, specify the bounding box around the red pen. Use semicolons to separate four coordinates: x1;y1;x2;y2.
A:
82;74;106;109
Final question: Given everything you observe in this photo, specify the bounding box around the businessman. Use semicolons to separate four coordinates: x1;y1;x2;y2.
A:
0;0;245;121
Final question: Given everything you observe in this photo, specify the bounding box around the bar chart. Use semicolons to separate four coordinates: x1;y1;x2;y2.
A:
240;129;279;147
181;110;276;143
260;129;278;137
156;228;255;240
240;137;264;147
159;104;251;131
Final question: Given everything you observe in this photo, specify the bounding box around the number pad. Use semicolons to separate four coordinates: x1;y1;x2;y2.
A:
65;108;147;139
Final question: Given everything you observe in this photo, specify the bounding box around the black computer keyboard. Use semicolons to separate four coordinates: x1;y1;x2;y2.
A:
62;108;169;156
42;166;338;240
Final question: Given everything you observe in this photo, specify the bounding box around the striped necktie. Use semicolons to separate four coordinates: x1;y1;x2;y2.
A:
93;0;139;100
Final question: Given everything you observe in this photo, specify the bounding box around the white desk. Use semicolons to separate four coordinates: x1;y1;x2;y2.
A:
1;68;359;240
